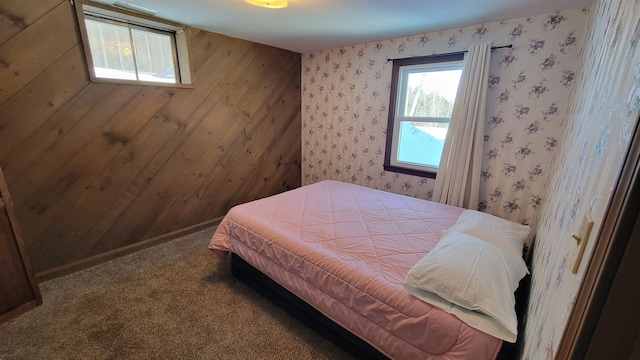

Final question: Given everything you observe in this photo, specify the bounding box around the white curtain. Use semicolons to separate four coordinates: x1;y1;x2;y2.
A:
432;43;491;209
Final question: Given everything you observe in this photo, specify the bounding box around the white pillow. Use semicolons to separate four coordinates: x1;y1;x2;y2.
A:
444;210;530;265
403;231;528;342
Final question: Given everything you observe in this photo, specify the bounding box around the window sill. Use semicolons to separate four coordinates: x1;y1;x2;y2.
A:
383;164;437;179
88;76;194;89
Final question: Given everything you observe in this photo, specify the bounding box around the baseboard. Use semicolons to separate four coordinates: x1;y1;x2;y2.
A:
0;300;39;325
35;217;222;283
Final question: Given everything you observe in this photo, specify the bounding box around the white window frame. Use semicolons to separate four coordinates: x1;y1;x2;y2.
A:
384;53;464;177
74;0;193;87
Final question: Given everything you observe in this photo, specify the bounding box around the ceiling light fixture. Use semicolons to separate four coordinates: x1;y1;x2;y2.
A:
244;0;288;9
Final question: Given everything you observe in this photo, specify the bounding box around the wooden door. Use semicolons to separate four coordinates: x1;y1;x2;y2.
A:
0;167;41;324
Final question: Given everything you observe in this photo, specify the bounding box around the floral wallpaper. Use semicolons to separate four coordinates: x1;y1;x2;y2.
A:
301;8;589;236
301;2;640;357
523;0;640;357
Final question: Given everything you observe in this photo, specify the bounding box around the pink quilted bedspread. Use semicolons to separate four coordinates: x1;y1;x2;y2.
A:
209;180;502;359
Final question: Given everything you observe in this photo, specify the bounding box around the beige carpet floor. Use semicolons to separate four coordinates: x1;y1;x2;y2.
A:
0;227;355;360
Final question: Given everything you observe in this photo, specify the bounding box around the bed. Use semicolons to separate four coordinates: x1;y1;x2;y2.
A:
209;180;530;359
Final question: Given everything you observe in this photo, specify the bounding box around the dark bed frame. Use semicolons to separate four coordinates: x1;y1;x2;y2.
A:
231;253;529;360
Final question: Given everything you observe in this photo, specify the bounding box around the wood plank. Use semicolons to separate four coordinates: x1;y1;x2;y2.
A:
205;108;301;216
36;38;257;267
1;83;116;183
0;0;62;46
6;85;142;207
16;85;175;220
188;30;230;74
35;217;222;283
21;86;176;271
28;110;188;271
0;1;302;276
237;108;302;205
187;28;202;39
0;1;78;106
2;21;227;215
87;45;287;255
0;166;41;320
218;86;302;208
0;300;38;325
0;45;89;162
134;47;294;239
201;54;301;202
189;90;301;223
246;114;302;201
60;38;261;263
0;204;34;314
170;106;301;231
162;55;302;232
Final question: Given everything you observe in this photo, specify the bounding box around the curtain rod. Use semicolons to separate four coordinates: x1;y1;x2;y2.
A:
386;44;512;63
489;44;513;51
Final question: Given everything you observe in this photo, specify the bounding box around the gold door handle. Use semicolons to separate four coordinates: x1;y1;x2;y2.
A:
572;214;594;274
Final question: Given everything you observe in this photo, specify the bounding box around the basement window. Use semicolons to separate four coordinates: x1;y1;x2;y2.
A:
74;0;192;87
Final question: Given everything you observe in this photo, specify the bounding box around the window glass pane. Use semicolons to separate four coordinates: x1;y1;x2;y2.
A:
402;69;462;118
397;121;448;168
83;15;178;84
132;29;176;83
85;19;136;81
79;3;191;86
385;55;463;175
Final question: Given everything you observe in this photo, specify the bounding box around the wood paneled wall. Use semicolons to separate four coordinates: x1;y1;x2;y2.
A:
0;0;301;278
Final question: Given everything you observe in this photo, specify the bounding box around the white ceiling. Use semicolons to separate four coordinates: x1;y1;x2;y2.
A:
93;0;594;53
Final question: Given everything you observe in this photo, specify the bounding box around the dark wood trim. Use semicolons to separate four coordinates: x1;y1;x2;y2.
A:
388;52;467;66
35;216;222;282
0;167;42;306
383;55;401;174
0;300;39;324
556;115;640;359
385;44;512;63
383;164;436;179
584;200;640;358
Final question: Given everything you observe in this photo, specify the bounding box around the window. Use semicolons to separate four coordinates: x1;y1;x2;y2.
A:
384;54;464;178
74;0;192;87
